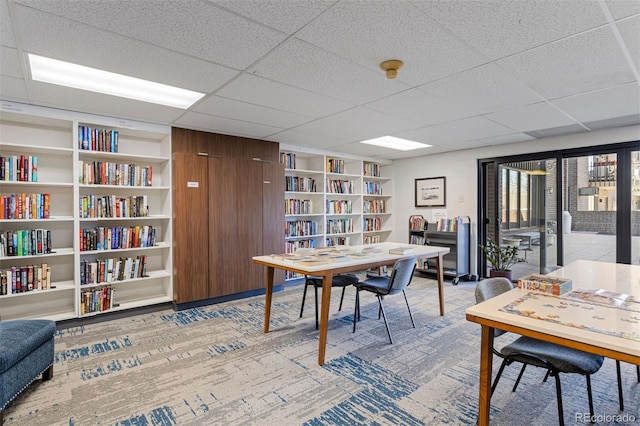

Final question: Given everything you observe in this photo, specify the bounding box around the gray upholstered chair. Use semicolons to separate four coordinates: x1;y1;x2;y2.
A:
352;256;417;344
475;277;606;426
300;274;359;329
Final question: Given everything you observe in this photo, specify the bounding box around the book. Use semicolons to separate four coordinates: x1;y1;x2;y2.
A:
517;274;572;295
565;288;632;306
389;246;414;255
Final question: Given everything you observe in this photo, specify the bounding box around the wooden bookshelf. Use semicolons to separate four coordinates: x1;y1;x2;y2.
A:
0;101;172;320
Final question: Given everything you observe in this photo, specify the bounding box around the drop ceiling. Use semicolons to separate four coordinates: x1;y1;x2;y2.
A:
1;0;639;160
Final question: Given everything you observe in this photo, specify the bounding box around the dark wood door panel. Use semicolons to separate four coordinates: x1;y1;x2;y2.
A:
172;152;209;303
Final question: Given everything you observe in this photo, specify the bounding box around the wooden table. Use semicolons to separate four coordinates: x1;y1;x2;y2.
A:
253;242;450;366
466;259;640;426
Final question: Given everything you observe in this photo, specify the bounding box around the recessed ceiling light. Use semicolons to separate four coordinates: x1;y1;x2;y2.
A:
28;54;205;109
360;136;431;151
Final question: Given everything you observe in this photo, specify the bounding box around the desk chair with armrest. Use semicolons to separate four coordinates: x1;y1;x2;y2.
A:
475;277;611;426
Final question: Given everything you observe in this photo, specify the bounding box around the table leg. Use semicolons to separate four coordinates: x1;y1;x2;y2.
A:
436;253;445;316
318;272;333;366
477;325;494;426
263;266;275;334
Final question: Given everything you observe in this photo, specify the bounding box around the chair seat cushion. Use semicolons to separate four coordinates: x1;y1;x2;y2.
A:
0;319;56;374
501;336;604;374
307;274;359;287
355;276;391;295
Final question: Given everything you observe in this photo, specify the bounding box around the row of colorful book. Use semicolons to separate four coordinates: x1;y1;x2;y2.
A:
79;225;156;251
1;193;50;219
0;229;52;257
364;199;386;213
285;220;318;237
326;199;352;214
78;125;119;152
284;199;314;215
78;160;152;186
280;152;296;169
363;217;382;232
364;181;383;195
435;217;460;232
79;194;149;218
1;154;38;182
326;178;355;194
285;176;316;192
80;255;147;285
0;263;52;295
326;218;354;234
80;286;115;315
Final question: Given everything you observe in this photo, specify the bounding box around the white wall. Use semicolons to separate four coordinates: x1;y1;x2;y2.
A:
390;125;640;275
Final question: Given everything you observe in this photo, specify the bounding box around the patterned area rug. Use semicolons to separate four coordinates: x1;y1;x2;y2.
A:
2;275;638;425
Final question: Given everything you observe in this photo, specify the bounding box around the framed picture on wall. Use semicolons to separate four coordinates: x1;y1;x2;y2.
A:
415;177;446;207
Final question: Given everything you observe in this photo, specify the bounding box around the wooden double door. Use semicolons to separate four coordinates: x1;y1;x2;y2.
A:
173;152;284;304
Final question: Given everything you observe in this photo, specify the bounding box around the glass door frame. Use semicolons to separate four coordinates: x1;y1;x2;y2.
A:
477;140;640;278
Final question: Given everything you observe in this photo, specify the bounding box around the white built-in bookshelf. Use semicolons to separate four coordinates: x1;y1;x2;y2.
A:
0;101;172;321
280;149;392;279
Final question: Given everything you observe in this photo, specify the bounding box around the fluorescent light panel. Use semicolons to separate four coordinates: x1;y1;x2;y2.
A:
360;136;431;151
28;54;205;109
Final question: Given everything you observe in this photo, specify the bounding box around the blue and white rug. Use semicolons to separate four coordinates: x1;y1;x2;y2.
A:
2;275;637;425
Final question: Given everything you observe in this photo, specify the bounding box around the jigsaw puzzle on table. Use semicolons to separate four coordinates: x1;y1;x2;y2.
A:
500;292;640;342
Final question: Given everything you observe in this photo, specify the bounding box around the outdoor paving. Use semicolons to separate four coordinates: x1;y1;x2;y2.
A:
510;231;640;280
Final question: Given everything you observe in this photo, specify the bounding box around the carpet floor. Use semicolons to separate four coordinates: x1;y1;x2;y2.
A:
2;275;638;425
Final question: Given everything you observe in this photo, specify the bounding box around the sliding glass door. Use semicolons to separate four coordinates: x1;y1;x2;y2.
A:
496;159;558;277
478;141;640;280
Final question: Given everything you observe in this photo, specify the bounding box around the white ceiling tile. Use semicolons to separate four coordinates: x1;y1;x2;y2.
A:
394;123;464;147
291;117;381;144
420;63;545;115
412;0;608;60
605;0;640;20
0;46;22;77
485;102;580;132
13;5;240;93
210;0;337;34
616;16;640;71
269;128;345;149
430;116;516;141
366;89;476;126
0;75;28;101
497;26;637;99
324;107;423;135
476;133;537;146
0;0;16;47
193;95;313;129
14;0;286;69
175;111;283;139
294;0;487;86
217;73;353;117
25;80;185;124
249;38;410;104
551;83;640;123
333;140;435;160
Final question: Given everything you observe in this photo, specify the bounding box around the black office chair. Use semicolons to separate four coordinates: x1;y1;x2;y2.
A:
475;277;607;426
352;256;417;344
614;360;639;411
300;274;359;330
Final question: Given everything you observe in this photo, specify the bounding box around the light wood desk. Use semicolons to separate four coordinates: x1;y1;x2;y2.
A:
253;242;450;366
466;259;640;426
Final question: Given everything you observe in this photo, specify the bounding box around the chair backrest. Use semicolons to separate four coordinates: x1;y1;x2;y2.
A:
475;277;514;304
387;256;418;293
475;277;514;338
